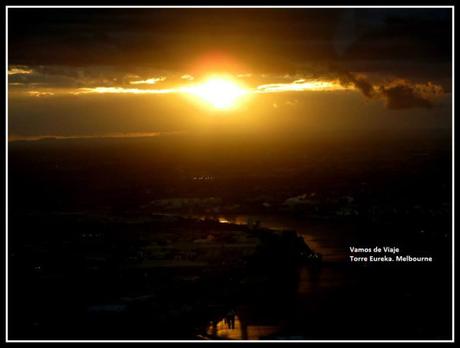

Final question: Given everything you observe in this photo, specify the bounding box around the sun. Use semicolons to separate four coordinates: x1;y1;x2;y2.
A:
183;76;249;110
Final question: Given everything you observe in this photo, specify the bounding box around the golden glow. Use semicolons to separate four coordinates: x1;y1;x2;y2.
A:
8;66;33;75
182;76;249;110
256;79;349;93
28;91;55;97
72;87;177;95
15;76;361;104
129;77;166;85
181;74;194;81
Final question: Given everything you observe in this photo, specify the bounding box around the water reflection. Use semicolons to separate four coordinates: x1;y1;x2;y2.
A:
217;217;232;224
188;213;349;339
188;213;347;262
206;313;279;340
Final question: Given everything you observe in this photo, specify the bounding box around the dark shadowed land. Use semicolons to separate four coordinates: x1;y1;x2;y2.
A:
8;129;452;340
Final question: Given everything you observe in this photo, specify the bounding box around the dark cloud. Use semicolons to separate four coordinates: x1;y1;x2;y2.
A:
381;84;432;109
379;81;443;110
8;7;452;75
335;69;375;98
306;64;444;110
336;9;452;61
345;76;444;110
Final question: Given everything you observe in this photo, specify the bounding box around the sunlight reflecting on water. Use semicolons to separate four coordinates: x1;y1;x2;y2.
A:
206;315;279;340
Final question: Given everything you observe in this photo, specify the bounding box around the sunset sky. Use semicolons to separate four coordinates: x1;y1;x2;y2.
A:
8;8;452;140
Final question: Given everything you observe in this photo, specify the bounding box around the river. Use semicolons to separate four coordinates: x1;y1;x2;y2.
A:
183;213;356;340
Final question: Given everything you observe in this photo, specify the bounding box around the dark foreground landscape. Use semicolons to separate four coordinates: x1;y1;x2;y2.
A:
8;130;452;340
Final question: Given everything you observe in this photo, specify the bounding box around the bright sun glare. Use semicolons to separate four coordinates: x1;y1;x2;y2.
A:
184;76;248;110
